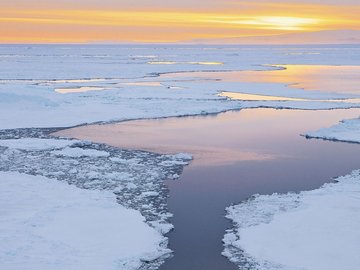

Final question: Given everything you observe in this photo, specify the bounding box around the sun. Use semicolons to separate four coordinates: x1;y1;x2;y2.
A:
207;16;321;31
251;16;321;30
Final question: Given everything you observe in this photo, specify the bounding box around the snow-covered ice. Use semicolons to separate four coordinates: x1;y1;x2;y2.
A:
0;171;170;270
1;45;360;129
52;146;110;157
223;170;360;270
305;117;360;144
0;138;78;150
1;44;360;269
0;136;191;223
0;136;192;269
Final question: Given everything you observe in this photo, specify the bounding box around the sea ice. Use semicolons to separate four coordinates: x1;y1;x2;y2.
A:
1;45;360;129
52;146;110;157
223;170;360;270
305;117;360;144
0;171;170;270
0;138;78;150
0;135;191;269
1;45;360;269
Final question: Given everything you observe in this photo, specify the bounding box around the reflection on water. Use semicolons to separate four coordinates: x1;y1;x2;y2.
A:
120;82;163;87
54;108;360;166
220;91;360;103
55;86;107;94
54;113;277;166
54;108;360;270
219;92;308;101
161;65;360;95
257;65;360;94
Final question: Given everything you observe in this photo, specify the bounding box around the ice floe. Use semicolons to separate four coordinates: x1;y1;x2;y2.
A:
0;138;78;150
52;147;110;157
305;117;360;144
223;170;360;270
0;136;192;269
0;171;170;270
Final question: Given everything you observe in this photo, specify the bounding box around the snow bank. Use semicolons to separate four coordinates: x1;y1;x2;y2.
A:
0;138;77;150
0;171;170;270
223;170;360;270
305;117;360;143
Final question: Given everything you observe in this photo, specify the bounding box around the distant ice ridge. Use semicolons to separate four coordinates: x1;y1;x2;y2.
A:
223;170;360;270
0;134;192;270
0;171;169;270
305;117;360;144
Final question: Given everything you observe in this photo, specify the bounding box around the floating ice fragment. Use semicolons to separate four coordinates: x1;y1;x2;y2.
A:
51;147;110;157
0;138;78;151
141;191;160;197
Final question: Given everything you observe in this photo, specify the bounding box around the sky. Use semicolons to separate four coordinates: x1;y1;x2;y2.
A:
0;0;359;43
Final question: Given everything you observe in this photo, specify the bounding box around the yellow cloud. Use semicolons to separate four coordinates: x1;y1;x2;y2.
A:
0;6;359;43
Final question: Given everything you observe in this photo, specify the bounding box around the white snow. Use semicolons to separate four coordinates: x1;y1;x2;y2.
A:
0;171;170;270
305;117;360;143
52;147;110;157
0;136;191;269
141;191;160;197
173;153;193;160
1;45;360;129
0;138;78;150
149;221;174;235
1;44;360;269
223;170;360;270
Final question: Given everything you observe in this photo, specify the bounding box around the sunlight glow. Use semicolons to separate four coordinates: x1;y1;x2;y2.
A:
220;91;360;103
0;3;359;43
205;16;320;30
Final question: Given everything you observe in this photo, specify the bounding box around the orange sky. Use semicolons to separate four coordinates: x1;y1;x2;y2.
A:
0;1;359;43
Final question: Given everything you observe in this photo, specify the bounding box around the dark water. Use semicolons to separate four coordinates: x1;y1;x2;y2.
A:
56;108;360;270
161;143;360;270
159;110;360;270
